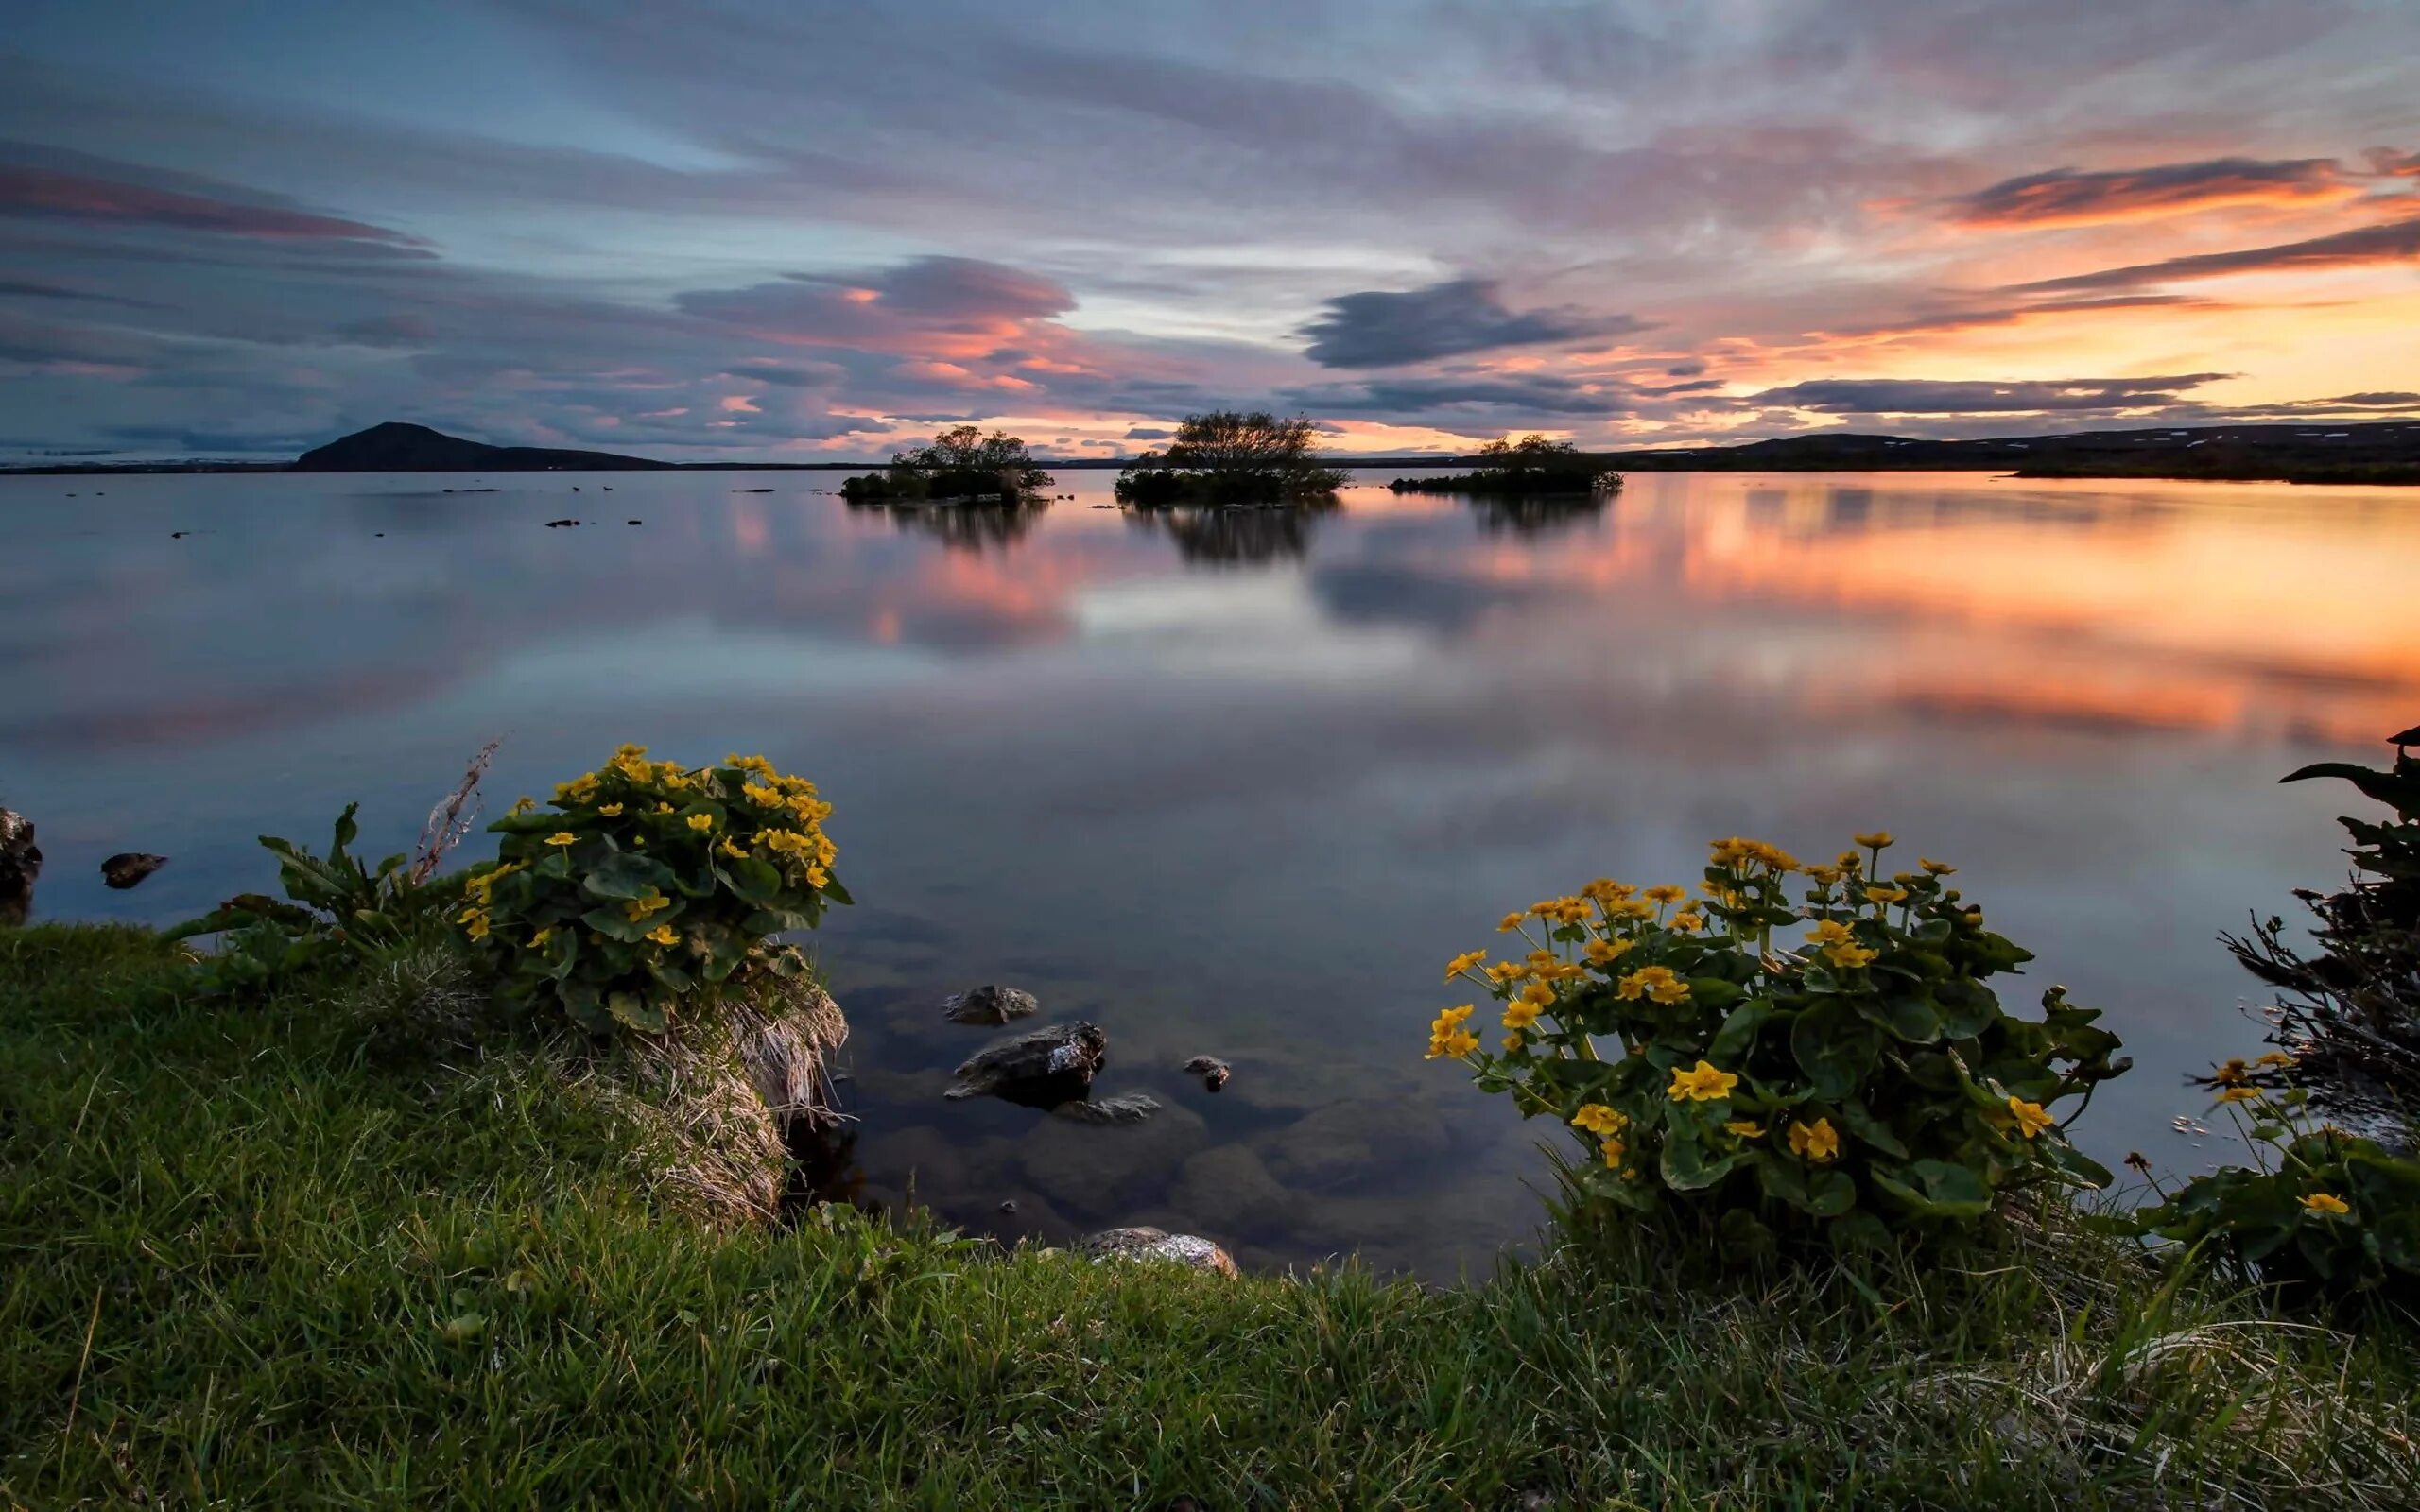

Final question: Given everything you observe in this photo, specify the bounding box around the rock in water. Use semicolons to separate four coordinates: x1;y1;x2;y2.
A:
1079;1226;1238;1278
1182;1056;1231;1092
1049;1092;1161;1126
0;808;38;926
942;984;1041;1025
946;1021;1106;1108
100;852;169;890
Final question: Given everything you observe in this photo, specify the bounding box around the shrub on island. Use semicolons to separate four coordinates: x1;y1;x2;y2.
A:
840;425;1052;504
1115;410;1346;507
1427;833;2125;1258
1390;433;1622;496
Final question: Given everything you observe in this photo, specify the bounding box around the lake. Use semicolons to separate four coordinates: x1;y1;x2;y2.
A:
6;466;2416;1278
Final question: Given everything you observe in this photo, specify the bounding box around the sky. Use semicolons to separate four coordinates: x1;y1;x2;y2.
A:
2;0;2417;461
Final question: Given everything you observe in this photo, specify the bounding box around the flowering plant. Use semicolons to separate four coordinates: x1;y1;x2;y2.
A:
1427;833;2126;1252
459;747;850;1033
2130;1058;2420;1297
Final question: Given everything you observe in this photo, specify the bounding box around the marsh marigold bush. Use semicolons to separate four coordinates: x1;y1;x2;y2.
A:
459;746;850;1033
1429;834;2128;1251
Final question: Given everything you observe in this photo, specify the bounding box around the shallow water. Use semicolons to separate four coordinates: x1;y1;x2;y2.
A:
6;466;2417;1277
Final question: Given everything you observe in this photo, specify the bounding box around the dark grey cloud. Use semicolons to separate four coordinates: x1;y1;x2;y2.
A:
1283;373;1642;416
1947;157;2348;227
0;146;428;250
1297;278;1646;368
1124;425;1171;439
2012;216;2420;293
1751;374;2231;414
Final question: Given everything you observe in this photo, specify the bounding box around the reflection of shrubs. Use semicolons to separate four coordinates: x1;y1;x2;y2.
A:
1471;493;1610;536
840;425;1051;504
1391;434;1622;497
2224;729;2420;1129
1125;497;1333;564
1430;833;2125;1258
463;747;850;1034
1115;411;1345;506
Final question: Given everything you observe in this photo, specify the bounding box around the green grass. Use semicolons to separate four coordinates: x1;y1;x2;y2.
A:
5;924;2416;1509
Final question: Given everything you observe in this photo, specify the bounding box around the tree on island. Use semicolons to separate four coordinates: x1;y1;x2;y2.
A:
1389;432;1622;496
838;425;1052;503
1115;410;1348;507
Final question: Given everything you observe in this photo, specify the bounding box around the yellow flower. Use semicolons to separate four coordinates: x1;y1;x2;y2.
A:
544;832;579;847
1920;857;1956;876
1824;943;1878;970
459;909;490;941
1835;850;1863;870
726;753;776;776
1581;878;1635;902
508;795;536;816
645;923;679;947
1808;919;1855;947
1617;966;1690;1005
1608;898;1655;920
743;782;784;807
456;904;483;925
2215;1087;2259;1104
1667;1060;1739;1103
2007;1096;2055;1140
623;889;672;921
1426;1024;1480;1059
2302;1192;2350;1215
1668;910;1705;934
1497;912;1526;933
1725;1120;1766;1139
597;803;625;817
1864;885;1908;904
654;801;674;814
1502;998;1544;1031
1643;884;1687;905
1804;863;1843;886
1584;937;1634;967
527;928;554;948
1502;1032;1524;1053
1788;1118;1841;1162
718;836;749;860
1443;949;1488;981
1570;1103;1627;1136
2254;1051;2295;1068
1853;831;1893;849
685;813;714;832
1600;1136;1627;1169
2211;1057;2250;1086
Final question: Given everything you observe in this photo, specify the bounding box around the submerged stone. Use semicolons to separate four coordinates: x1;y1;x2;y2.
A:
942;983;1041;1025
1182;1055;1231;1092
1050;1092;1161;1126
100;852;169;890
945;1020;1106;1108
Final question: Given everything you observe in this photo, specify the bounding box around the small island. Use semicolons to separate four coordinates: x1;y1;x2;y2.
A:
837;425;1053;504
1388;433;1624;496
1115;410;1346;507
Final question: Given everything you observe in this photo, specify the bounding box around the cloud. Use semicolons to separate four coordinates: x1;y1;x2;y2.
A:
1297;278;1647;368
2011;215;2420;292
1283;373;1642;416
0;161;426;249
1945;157;2352;228
1124;425;1171;439
1750;373;2231;414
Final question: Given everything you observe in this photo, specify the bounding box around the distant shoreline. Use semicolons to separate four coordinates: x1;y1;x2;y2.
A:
9;415;2416;485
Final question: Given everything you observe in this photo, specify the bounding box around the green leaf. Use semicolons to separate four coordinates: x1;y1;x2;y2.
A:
1932;978;1999;1038
579;850;676;902
1659;1137;1748;1193
820;876;856;906
331;801;359;855
2279;761;2420;818
1708;1001;1773;1062
1870;1159;1991;1218
1791;1000;1880;1099
1866;990;1944;1043
607;991;667;1034
1839;1098;1910;1159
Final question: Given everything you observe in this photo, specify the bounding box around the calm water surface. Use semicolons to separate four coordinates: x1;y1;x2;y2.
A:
7;467;2418;1277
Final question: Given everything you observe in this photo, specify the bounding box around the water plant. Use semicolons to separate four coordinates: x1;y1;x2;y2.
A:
459;746;849;1033
1428;833;2127;1254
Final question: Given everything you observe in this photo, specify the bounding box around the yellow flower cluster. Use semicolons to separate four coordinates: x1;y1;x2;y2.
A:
1617;965;1689;1005
1709;836;1799;873
1667;1060;1738;1102
1788;1117;1841;1161
1426;1005;1479;1060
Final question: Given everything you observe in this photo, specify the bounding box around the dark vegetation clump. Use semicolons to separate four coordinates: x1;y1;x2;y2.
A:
1391;433;1622;496
838;424;1052;504
1115;410;1345;507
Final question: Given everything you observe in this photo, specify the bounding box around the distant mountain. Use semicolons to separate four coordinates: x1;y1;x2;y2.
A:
289;421;674;472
